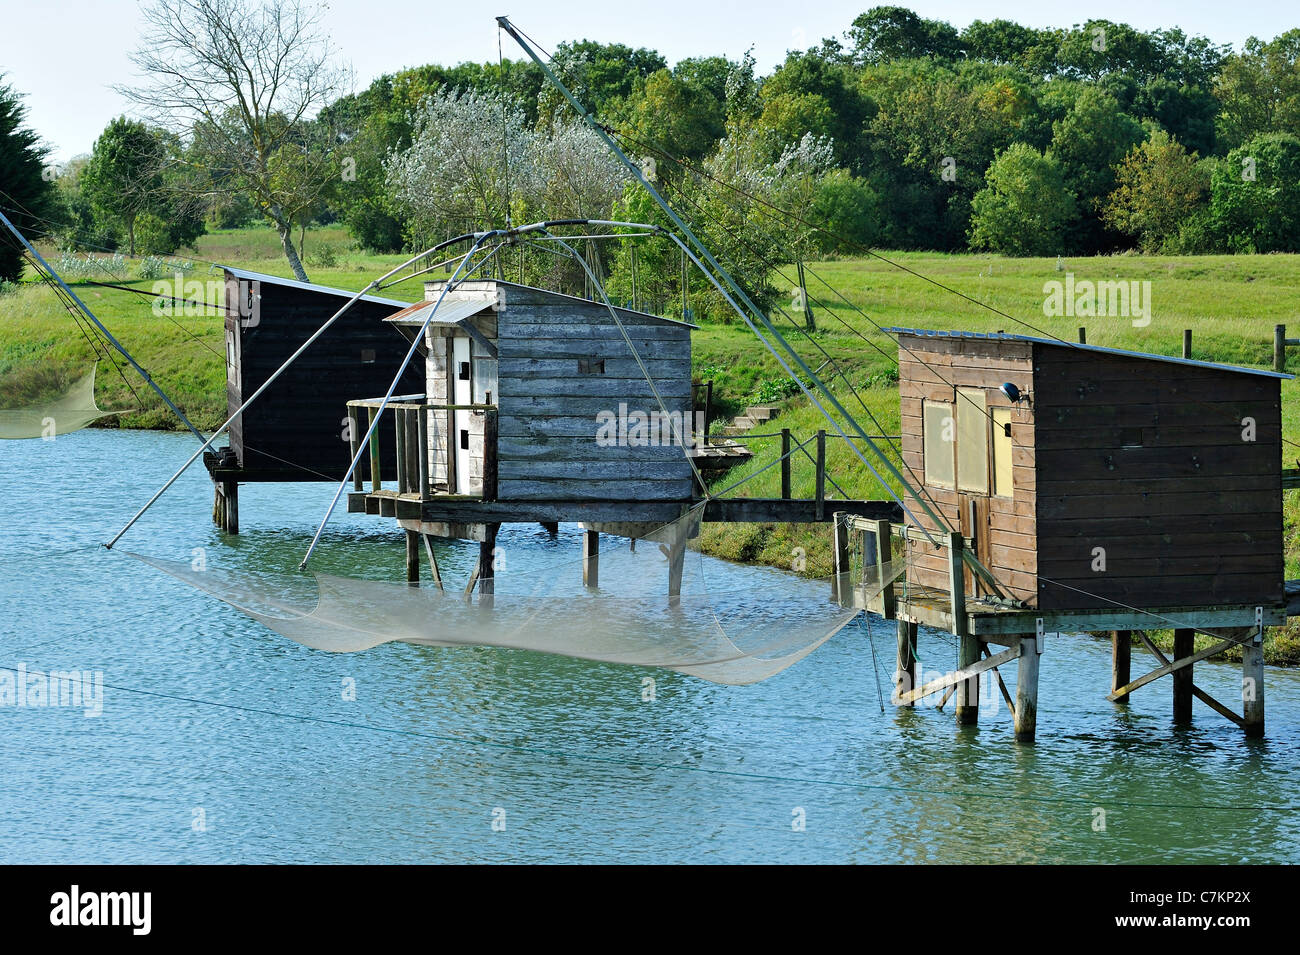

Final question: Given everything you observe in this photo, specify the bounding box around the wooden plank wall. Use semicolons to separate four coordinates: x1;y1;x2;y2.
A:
897;335;1039;604
495;285;695;501
226;274;421;480
1033;345;1284;609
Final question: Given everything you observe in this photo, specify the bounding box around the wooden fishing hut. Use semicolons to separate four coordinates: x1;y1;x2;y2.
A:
344;278;898;595
835;328;1293;743
203;268;422;530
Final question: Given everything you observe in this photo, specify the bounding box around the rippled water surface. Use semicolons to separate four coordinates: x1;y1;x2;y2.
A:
1;429;1297;863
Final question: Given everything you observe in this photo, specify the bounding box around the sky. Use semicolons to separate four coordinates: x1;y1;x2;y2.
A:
3;0;1297;164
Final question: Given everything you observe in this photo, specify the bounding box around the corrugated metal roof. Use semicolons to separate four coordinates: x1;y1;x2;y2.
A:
383;297;493;326
884;327;1294;380
219;265;411;308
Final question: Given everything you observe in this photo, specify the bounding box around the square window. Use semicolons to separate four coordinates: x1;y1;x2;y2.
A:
578;358;605;375
460;429;470;450
923;400;955;489
459;361;471;381
991;407;1014;498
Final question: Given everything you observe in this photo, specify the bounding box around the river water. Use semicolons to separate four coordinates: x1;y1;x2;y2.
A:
1;428;1297;863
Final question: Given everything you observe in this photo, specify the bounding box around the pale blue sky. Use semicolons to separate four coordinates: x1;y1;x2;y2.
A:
4;0;1297;163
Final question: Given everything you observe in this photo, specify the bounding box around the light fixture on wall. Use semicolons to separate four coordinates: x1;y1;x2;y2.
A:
1000;382;1032;407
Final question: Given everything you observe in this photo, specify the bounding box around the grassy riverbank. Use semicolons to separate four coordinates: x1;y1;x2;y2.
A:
1;227;1296;660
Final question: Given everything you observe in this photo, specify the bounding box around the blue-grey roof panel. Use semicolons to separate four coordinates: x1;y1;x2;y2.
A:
883;327;1293;380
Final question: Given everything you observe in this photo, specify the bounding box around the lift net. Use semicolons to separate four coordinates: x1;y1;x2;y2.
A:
131;504;908;685
0;366;108;440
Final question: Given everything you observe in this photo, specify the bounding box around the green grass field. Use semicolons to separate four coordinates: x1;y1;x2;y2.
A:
2;226;1296;660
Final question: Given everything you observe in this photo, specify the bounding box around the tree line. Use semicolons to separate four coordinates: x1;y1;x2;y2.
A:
3;3;1300;307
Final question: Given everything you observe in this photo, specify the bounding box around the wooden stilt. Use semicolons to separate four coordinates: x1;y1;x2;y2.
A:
539;522;558;537
1173;628;1194;725
421;533;443;592
221;480;238;534
949;532;977;724
212;483;222;528
582;529;599;588
405;529;420;585
1014;626;1042;744
667;539;685;599
1243;619;1265;738
895;619;917;705
1111;630;1131;704
479;523;498;604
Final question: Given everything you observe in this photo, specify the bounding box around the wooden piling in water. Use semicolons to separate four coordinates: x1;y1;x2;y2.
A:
1173;628;1194;725
479;523;498;603
1243;627;1265;738
582;529;599;588
219;480;239;534
949;532;978;724
896;619;917;706
405;529;420;585
831;512;850;605
1014;628;1042;744
1111;630;1131;704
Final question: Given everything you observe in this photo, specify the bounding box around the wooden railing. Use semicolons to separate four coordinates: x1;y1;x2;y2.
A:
346;396;498;501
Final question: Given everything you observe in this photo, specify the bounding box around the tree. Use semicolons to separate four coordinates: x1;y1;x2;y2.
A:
81;117;164;256
1102;129;1207;251
386;88;536;243
612;69;725;168
1048;87;1143;250
847;7;963;64
120;0;349;281
1214;31;1300;151
0;77;57;282
968;143;1076;256
1207;133;1300;252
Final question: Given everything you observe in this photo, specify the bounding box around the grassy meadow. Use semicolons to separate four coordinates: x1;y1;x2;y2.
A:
1;226;1296;660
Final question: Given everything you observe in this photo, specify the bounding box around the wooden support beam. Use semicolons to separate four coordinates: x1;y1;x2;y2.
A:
394;408;408;494
780;428;791;500
1107;635;1237;701
539;522;559;536
982;644;1016;716
1014;626;1042;744
1276;324;1287;374
873;519;895;619
1182;328;1192;360
416;406;429;502
583;529;599;588
667;537;685;599
815;430;827;522
895;645;1018;706
1111;630;1131;704
348;406;363;492
368;407;381;492
1173;629;1194;725
1133;631;1245;729
404;529;420;585
947;532;978;723
482;410;498;502
894;619;917;706
479;523;498;603
831;512;850;605
421;533;443;592
221;480;239;534
1243;629;1265;738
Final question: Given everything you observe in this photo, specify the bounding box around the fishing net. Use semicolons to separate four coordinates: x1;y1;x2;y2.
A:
0;366;108;440
130;504;908;685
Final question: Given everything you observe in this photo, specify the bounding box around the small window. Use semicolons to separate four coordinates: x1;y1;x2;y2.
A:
923;400;955;489
956;388;988;493
225;331;237;384
360;348;376;364
460;429;470;450
578;358;605;375
1120;428;1144;448
458;361;471;381
991;407;1013;498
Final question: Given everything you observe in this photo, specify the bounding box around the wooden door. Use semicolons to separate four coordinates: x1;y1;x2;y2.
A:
452;336;471;493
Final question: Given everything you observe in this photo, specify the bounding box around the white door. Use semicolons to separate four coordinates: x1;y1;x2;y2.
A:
452;336;471;493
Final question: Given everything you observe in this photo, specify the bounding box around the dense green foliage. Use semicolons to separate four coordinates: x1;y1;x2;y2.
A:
0;77;56;282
